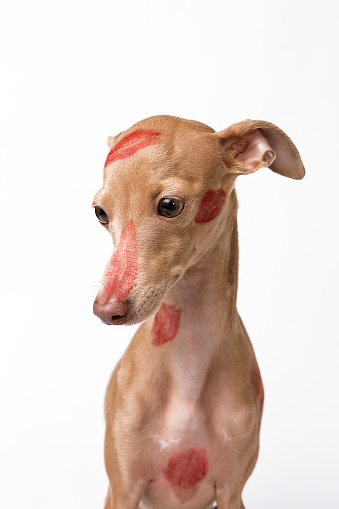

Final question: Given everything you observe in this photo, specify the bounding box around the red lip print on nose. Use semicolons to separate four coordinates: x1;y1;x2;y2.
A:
102;219;138;302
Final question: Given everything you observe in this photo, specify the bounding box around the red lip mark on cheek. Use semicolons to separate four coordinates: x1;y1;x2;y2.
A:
163;448;208;489
252;366;264;404
151;303;182;346
104;129;161;167
194;189;227;224
102;219;138;301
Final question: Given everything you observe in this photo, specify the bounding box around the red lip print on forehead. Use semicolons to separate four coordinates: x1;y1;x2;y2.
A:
104;129;161;167
102;219;138;301
163;448;208;489
194;189;227;224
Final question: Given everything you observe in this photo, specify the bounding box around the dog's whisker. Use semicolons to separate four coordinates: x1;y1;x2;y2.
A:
81;294;97;306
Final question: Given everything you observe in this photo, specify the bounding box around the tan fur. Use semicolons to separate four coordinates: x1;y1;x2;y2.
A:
92;115;304;509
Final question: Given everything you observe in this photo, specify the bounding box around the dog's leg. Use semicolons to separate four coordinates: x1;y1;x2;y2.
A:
103;442;146;509
213;503;245;509
215;498;245;509
215;489;245;509
103;483;144;509
103;485;112;509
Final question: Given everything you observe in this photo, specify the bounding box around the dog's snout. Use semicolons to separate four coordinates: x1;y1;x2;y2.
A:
93;299;128;325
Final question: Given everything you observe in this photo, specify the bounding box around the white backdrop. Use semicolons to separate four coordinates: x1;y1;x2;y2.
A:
1;1;338;508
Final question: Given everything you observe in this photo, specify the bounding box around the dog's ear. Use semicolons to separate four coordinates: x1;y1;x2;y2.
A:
216;120;305;180
107;131;125;149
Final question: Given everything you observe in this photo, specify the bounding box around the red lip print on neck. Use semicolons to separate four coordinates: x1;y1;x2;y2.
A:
102;219;138;301
151;302;182;346
104;129;161;167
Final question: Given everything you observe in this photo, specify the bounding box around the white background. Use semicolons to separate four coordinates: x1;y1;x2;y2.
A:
1;1;338;508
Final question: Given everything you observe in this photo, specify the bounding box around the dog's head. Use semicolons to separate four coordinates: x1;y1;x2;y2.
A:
93;115;304;325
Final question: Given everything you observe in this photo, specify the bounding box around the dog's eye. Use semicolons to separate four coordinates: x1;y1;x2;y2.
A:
95;206;109;224
158;197;185;218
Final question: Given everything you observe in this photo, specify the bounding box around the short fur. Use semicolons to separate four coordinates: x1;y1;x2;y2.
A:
92;115;305;509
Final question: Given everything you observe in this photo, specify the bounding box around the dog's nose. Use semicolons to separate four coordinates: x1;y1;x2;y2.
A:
93;299;128;325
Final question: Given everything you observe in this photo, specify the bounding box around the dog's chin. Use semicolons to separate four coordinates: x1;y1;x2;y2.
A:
119;271;187;326
123;301;160;326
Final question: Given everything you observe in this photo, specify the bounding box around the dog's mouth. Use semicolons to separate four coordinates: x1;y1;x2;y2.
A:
93;294;159;327
94;271;185;327
99;315;127;326
120;300;159;326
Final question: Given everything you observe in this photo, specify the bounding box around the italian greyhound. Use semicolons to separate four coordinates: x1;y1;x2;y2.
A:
92;115;305;509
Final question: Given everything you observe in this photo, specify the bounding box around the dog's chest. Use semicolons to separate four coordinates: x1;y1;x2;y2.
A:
155;397;209;450
139;396;224;508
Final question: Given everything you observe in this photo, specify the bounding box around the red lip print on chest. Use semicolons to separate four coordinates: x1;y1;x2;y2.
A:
102;219;138;301
163;448;208;489
151;303;182;346
194;189;227;224
104;129;161;167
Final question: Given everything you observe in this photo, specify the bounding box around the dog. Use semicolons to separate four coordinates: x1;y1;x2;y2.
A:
92;115;305;509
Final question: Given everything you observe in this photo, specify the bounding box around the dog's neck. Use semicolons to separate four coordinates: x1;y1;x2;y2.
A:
159;191;240;400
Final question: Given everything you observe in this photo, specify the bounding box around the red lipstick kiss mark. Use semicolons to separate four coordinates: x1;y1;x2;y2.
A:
103;219;138;301
252;366;264;404
194;189;227;224
104;129;161;167
151;302;182;346
163;448;208;489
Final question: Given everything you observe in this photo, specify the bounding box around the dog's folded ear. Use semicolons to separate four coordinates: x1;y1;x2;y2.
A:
216;120;305;180
107;131;125;149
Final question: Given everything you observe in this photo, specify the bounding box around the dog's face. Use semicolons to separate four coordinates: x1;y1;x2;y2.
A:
93;115;304;326
93;116;235;325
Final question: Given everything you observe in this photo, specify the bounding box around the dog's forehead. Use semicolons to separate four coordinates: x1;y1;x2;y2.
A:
103;117;221;189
